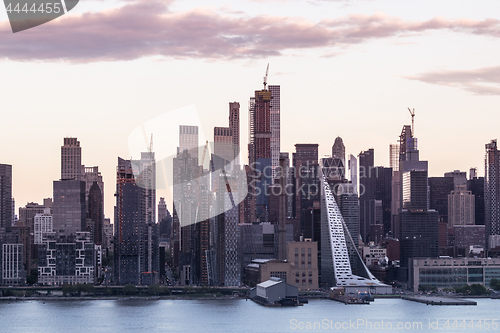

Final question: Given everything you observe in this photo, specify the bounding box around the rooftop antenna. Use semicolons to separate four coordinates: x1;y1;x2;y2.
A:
408;108;415;137
263;63;269;90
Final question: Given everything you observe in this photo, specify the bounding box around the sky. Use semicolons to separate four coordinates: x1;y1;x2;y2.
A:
1;0;500;220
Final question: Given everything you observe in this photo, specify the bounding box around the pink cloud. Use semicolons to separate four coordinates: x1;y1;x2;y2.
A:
1;2;500;63
406;66;500;95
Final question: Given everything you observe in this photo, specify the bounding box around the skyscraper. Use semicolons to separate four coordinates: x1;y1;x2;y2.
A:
448;185;475;228
396;124;438;273
179;126;198;153
172;126;201;284
88;182;104;245
269;85;280;180
114;157;159;285
293;144;319;232
485;139;500;249
132;152;156;225
52;180;86;237
61;138;82;180
468;175;485;225
332;137;345;170
229;102;240;164
0;164;12;231
158;197;167;223
213;127;233;169
358;149;374;242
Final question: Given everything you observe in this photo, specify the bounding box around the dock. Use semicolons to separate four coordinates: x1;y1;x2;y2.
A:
402;295;477;306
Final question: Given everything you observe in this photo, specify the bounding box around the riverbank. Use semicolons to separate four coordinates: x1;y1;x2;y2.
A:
0;294;243;302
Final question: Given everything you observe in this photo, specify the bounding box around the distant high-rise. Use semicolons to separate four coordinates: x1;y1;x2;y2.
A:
332;137;345;169
293;144;319;231
81;166;104;209
52;180;86;237
158;197;167;224
248;89;271;165
33;208;52;245
172;125;201;284
229;102;240;163
396;124;438;272
468;175;485;225
0;164;12;231
428;177;455;223
269;85;280;180
61;138;81;180
88;182;104;245
485;139;500;249
213;127;233;169
448;185;475;228
132;152;156;225
444;170;467;190
114;157;159;285
179;125;198;153
358;149;374;242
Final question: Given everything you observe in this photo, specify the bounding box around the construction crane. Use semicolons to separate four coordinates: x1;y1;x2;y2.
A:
263;63;269;90
200;140;209;167
408;108;415;136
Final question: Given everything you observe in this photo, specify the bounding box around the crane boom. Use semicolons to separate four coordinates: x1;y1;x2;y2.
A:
408;108;415;137
263;63;269;90
201;140;209;167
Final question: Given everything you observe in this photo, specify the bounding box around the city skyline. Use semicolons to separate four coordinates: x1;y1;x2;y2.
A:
1;0;500;220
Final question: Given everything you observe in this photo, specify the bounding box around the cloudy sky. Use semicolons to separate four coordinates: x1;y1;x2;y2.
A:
1;0;499;219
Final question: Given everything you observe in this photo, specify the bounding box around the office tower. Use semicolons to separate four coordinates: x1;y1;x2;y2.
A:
158;197;167;223
213;127;233;169
87;182;104;245
444;170;467;189
61;138;82;180
34;209;53;244
114;157;141;285
248;87;272;221
229;102;240;163
390;143;400;238
402;170;428;211
81;166;104;210
52;180;86;237
468;175;485;225
172;126;200;283
159;209;172;241
448;185;475;228
280;152;294;218
114;157;158;285
242;165;256;223
179;125;198;153
102;218;113;255
428;177;455;223
374;167;392;235
18;202;47;229
0;164;12;231
293;144;319;231
358;151;391;240
133;152;156;225
358;149;374;242
208;171;240;287
332;137;346;171
11;198;15;226
348;154;358;194
485;139;500;249
396;124;438;272
269;85;280;180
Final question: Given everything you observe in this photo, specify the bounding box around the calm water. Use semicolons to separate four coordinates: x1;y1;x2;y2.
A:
1;298;499;332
